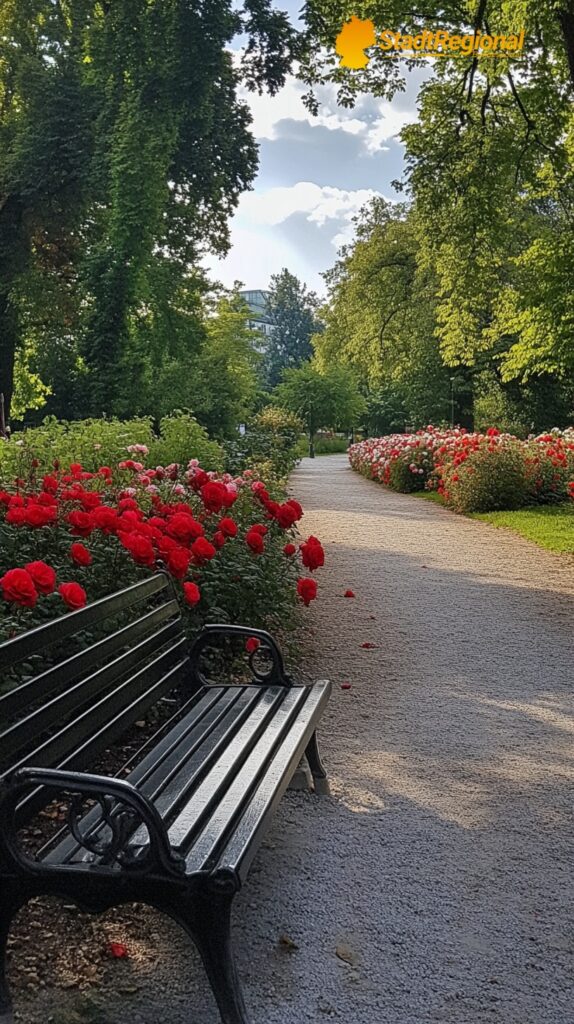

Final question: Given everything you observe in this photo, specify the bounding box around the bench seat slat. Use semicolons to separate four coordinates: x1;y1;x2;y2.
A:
168;687;308;853
182;686;313;872
47;687;249;864
212;681;331;883
165;688;289;849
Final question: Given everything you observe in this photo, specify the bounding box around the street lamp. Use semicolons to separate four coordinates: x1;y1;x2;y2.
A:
450;377;456;429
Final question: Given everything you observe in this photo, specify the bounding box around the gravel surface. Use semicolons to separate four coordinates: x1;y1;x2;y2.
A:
9;454;574;1024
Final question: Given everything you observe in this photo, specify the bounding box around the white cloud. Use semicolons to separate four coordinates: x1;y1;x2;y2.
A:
237;181;383;234
240;75;421;154
203;182;389;292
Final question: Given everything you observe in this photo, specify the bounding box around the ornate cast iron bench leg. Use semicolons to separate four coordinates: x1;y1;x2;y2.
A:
167;891;250;1024
305;731;330;796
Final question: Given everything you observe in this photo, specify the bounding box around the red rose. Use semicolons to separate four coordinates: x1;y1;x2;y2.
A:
42;474;59;494
275;503;298;529
116;510;142;533
297;577;317;606
245;637;260;654
67;510;94;537
23;503;57;528
92;506;119;533
300;536;325;571
118;497;139;512
250;524;268;536
79;491;102;510
167;546;191;580
59;582;87;610
70;543;93;567
200;481;227;513
5;507;26;526
1;568;38;608
188;469;209;491
264;500;281;519
218;517;238;538
183;582;201;606
25;560;56;595
283;543;296;556
120;532;156;567
167;514;204;544
286;499;303;521
191;536;217;562
37;491;57;506
157;535;178;558
245;529;265;555
221;488;238;508
213;531;226;549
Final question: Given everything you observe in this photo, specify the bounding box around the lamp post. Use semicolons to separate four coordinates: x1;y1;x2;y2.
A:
450;377;456;429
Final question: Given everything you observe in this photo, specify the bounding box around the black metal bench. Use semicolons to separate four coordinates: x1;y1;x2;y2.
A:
0;573;330;1024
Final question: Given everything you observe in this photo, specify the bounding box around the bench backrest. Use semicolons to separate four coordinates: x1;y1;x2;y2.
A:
0;574;189;799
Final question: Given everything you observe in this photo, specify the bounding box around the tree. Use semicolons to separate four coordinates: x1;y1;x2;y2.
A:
264;269;323;386
171;296;261;439
301;1;574;383
315;200;453;427
274;362;365;454
0;1;299;421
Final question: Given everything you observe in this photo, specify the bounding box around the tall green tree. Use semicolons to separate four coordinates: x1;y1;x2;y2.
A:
264;269;323;386
0;0;299;421
315;199;453;427
301;1;574;383
154;294;261;437
274;361;365;451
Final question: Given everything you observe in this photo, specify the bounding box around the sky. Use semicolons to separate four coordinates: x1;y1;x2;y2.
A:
203;2;428;295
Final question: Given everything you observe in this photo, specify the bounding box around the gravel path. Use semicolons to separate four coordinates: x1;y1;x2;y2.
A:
11;454;574;1024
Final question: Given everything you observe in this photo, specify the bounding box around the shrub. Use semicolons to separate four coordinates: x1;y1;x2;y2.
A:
350;426;574;513
0;456;324;655
0;417;154;481
523;434;574;504
223;406;303;480
438;441;529;513
148;413;224;471
314;434;349;455
0;414;224;484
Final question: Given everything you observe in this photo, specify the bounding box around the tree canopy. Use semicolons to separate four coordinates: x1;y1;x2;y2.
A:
0;0;299;420
301;1;574;389
264;269;323;386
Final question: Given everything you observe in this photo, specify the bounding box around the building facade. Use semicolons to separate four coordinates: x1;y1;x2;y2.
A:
239;289;274;350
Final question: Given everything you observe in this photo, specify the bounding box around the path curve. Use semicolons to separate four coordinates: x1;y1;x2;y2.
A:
12;454;574;1024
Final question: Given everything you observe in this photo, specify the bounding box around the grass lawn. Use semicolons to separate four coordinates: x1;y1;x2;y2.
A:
411;490;574;553
472;504;574;553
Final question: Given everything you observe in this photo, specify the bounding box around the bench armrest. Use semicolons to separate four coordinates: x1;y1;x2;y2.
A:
189;624;292;689
0;767;185;878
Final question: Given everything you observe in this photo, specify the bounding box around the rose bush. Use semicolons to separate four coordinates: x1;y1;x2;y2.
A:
0;452;324;645
350;427;574;513
0;413;224;483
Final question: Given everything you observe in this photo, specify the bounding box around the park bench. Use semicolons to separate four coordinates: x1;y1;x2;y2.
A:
0;573;331;1024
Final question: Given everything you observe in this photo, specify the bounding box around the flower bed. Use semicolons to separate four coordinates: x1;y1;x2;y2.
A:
349;427;574;513
0;449;324;646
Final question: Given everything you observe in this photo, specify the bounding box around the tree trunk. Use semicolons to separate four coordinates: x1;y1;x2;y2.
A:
0;194;28;427
0;290;17;427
